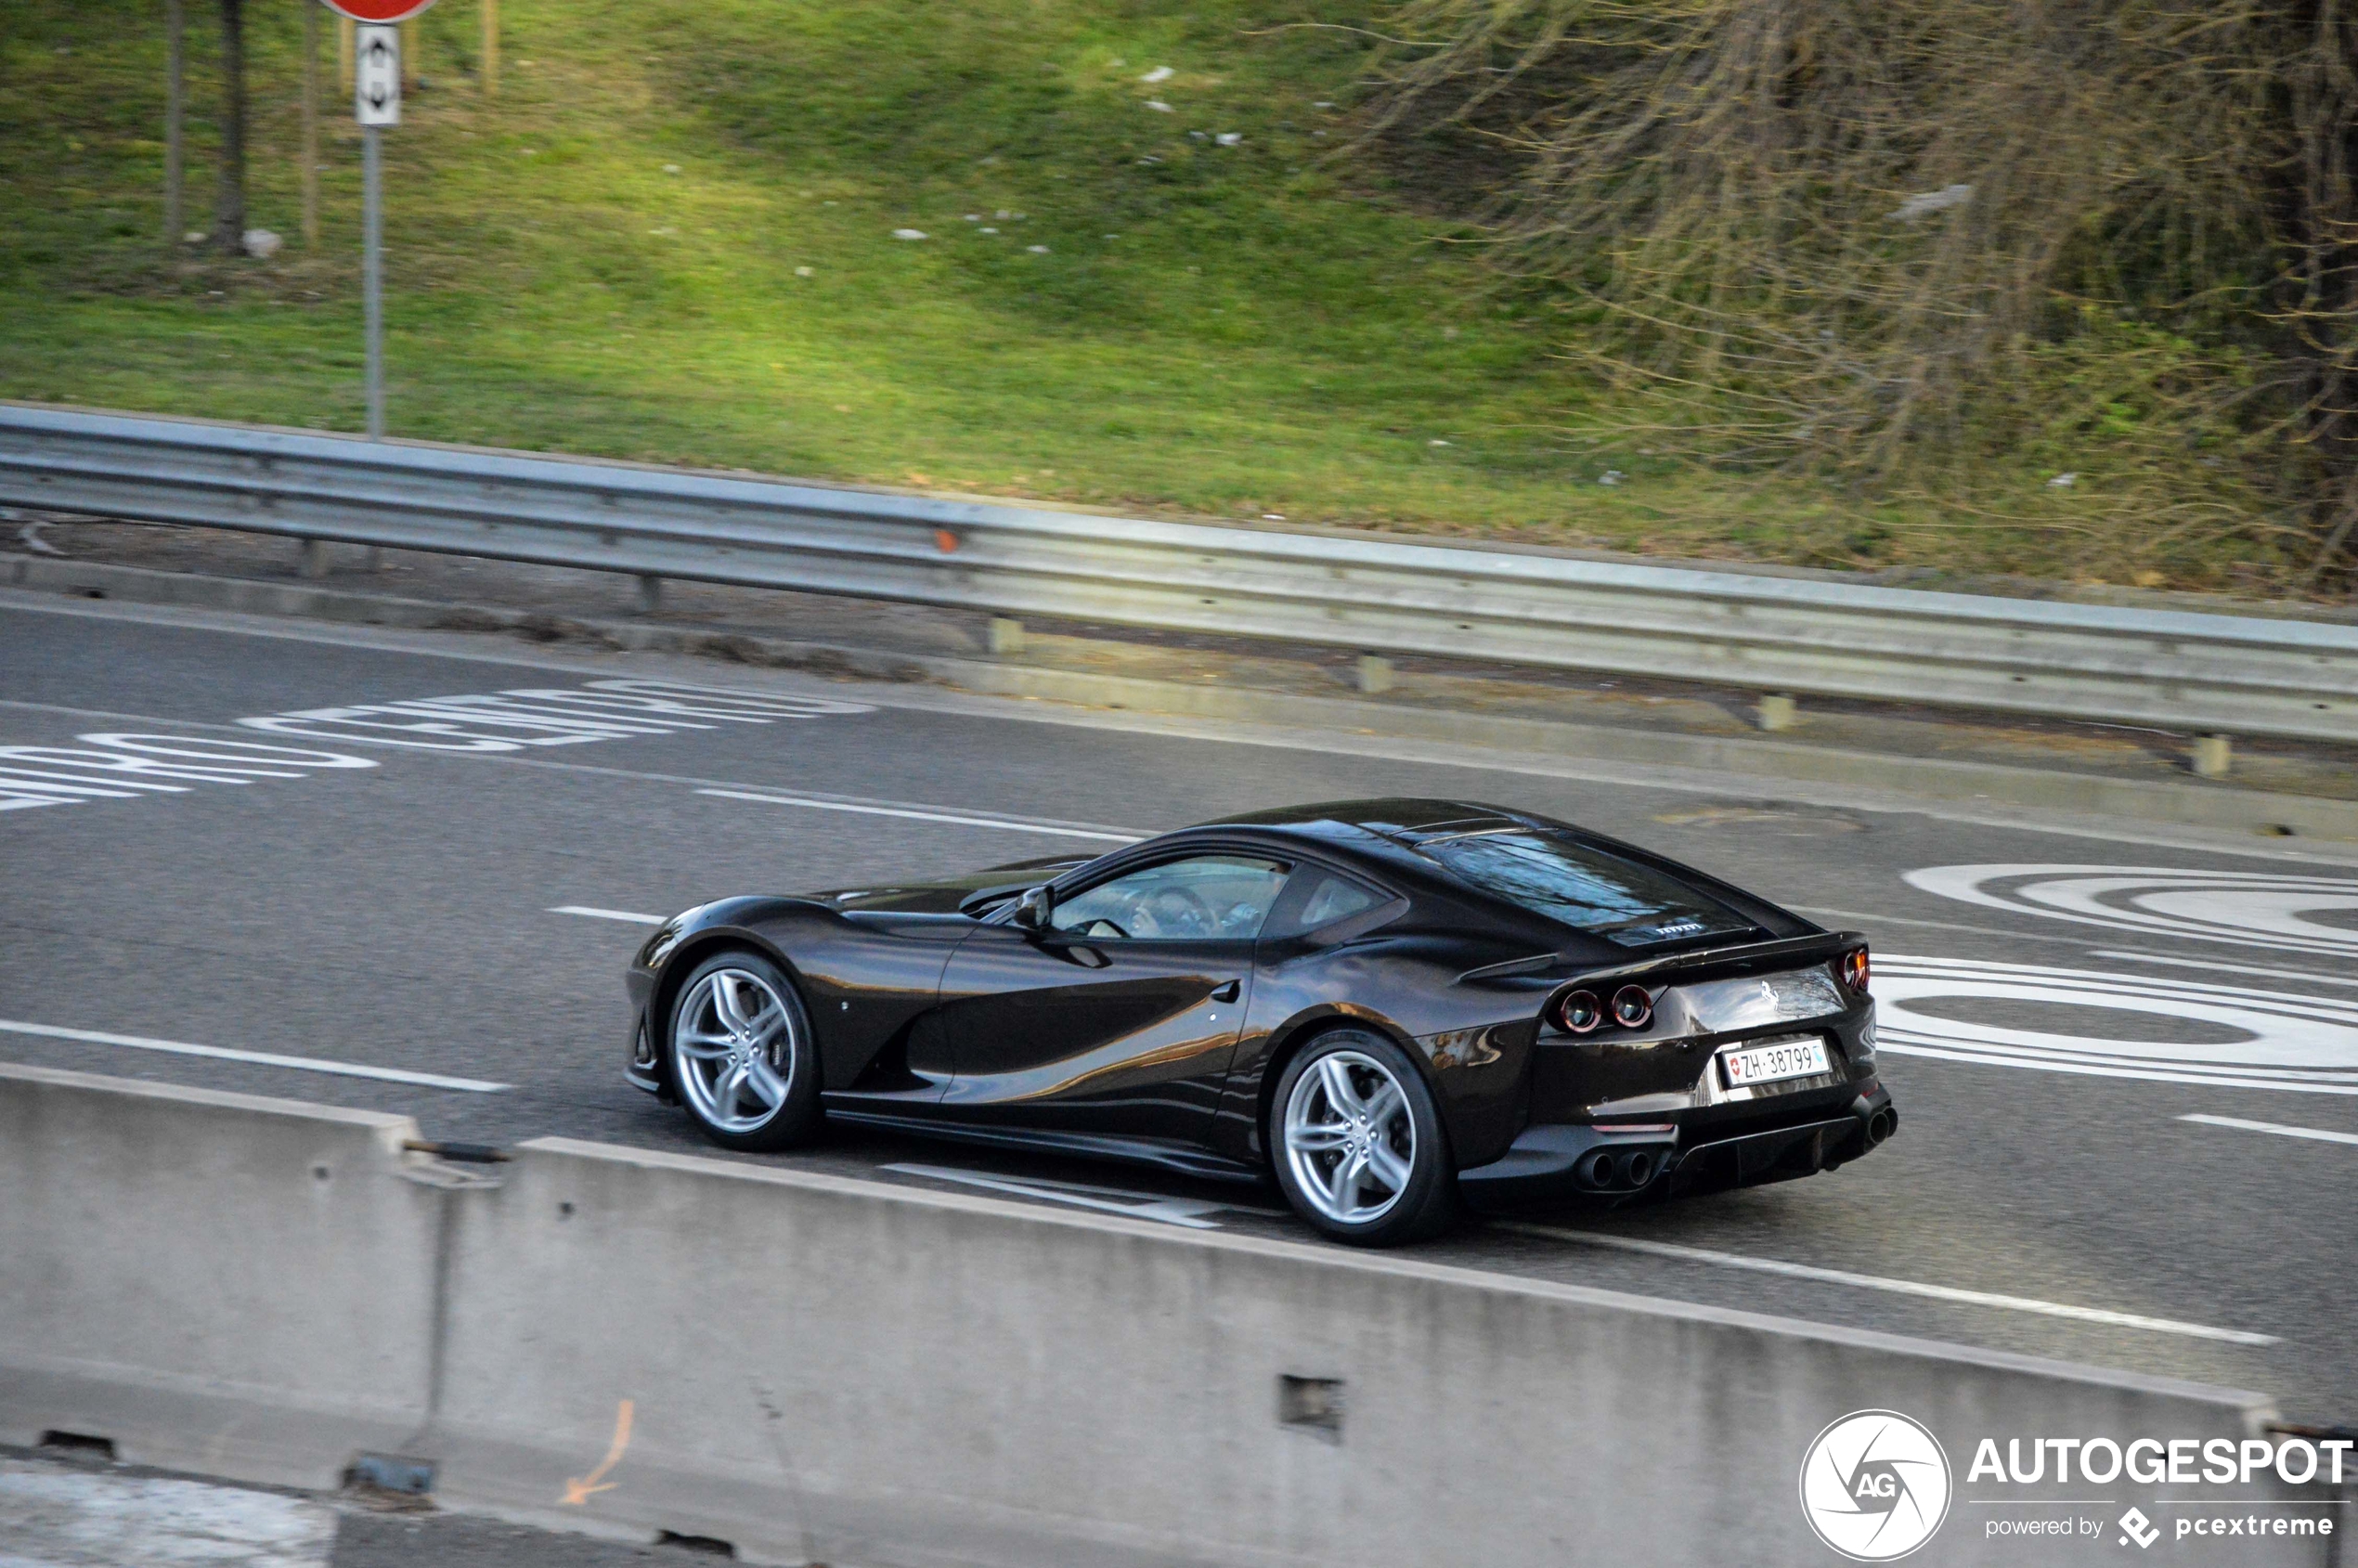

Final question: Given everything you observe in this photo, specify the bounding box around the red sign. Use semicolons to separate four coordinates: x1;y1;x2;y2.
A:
317;0;440;21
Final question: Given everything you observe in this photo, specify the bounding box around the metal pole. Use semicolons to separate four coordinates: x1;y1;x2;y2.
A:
301;0;319;248
363;124;384;440
164;0;186;243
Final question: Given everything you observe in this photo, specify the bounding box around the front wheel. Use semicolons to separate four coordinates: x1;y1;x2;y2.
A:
667;951;823;1152
1270;1030;1456;1246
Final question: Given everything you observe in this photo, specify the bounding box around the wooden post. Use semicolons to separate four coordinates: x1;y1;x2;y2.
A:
480;0;499;97
164;0;187;243
338;14;354;93
213;0;248;252
301;0;319;246
400;17;418;90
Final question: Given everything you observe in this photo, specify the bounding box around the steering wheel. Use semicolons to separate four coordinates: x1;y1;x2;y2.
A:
1077;917;1130;940
1139;885;1217;938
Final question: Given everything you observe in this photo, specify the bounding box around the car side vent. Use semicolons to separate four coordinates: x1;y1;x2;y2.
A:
1277;1374;1346;1444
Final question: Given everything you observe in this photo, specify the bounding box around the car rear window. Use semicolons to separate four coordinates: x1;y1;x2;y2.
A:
1417;830;1757;947
1298;872;1386;929
1263;867;1393;939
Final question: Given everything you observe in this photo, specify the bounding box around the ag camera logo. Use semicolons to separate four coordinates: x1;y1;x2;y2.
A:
1800;1410;1953;1561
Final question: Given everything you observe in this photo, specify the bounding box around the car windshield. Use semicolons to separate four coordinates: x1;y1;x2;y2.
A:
1417;830;1756;947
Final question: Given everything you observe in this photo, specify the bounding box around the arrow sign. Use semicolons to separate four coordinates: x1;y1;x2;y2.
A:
356;25;400;126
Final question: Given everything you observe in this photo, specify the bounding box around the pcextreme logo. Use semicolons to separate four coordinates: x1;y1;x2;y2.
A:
1800;1410;1955;1562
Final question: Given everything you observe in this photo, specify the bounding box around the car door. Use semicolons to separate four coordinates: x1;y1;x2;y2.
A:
931;852;1290;1143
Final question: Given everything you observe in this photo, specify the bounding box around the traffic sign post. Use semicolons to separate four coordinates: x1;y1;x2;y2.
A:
356;24;396;439
319;0;437;442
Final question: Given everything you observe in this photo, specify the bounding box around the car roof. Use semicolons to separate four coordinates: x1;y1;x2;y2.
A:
1153;797;1555;905
1161;798;1816;946
1199;797;1540;843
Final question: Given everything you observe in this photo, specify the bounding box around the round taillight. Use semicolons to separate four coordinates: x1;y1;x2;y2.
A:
1554;989;1603;1034
1612;984;1653;1030
1841;947;1871;994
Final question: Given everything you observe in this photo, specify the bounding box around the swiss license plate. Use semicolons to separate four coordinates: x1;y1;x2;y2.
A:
1719;1036;1832;1088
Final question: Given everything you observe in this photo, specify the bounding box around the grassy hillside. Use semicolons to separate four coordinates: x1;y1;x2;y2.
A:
0;0;2306;588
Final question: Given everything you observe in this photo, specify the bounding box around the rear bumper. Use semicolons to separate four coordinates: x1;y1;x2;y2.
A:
1457;1083;1896;1213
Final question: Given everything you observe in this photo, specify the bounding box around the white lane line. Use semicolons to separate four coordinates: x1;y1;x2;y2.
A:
2181;1113;2358;1147
881;1161;1286;1228
0;1019;510;1093
551;904;666;925
2093;949;2358;991
696;788;1142;841
1492;1223;2278;1345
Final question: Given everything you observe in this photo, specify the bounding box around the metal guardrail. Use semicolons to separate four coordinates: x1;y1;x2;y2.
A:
5;402;2357;745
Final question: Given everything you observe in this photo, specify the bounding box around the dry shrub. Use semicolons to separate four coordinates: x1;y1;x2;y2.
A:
1366;0;2358;590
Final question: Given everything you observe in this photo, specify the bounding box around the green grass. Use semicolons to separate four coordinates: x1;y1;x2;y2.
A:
0;0;2304;588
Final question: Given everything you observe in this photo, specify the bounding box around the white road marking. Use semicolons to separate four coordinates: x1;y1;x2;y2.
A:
19;592;2358;871
240;678;872;753
0;680;877;817
0;710;1140;853
551;905;667;925
2092;949;2358;991
2181;1113;2358;1148
0;1019;510;1092
1873;955;2358;1095
1494;1223;2279;1345
697;788;1142;841
0;1458;334;1568
0;733;376;814
882;1161;1284;1227
1907;864;2358;956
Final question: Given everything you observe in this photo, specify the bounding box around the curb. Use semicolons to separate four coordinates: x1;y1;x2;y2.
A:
11;552;2357;841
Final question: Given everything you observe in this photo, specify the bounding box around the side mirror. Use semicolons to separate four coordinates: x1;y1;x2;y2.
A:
1012;885;1054;930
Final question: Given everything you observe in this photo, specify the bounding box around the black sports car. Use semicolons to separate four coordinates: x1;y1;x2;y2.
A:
626;798;1895;1245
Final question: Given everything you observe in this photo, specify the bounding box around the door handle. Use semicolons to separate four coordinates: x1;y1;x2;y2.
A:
1210;979;1241;1003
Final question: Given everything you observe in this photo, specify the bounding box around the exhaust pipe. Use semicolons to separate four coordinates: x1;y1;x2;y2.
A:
1578;1150;1619;1188
1619;1149;1657;1187
1867;1108;1897;1146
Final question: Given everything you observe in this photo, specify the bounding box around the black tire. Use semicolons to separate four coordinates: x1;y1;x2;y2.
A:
1268;1028;1457;1246
666;950;823;1152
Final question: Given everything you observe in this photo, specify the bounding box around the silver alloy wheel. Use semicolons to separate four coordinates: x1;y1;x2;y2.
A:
1282;1049;1415;1225
672;967;797;1134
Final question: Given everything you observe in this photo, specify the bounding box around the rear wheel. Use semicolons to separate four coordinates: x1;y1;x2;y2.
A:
667;951;823;1152
1270;1029;1456;1246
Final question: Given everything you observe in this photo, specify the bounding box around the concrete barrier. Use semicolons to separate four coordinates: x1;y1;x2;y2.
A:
0;1064;2328;1566
426;1139;2313;1568
0;1063;444;1488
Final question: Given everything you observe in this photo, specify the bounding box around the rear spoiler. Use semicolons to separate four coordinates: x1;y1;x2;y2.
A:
1457;930;1863;989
